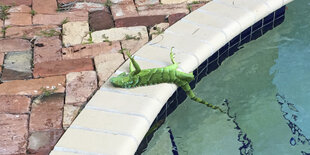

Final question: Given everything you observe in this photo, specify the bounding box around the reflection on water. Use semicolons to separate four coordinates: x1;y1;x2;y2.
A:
143;0;310;154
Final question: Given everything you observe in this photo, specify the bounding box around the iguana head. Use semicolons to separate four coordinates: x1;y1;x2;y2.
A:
110;72;139;88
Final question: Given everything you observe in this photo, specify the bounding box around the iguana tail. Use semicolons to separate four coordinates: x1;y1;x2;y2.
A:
181;83;225;113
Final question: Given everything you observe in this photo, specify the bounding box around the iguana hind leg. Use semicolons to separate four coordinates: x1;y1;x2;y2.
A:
176;71;194;83
126;51;141;74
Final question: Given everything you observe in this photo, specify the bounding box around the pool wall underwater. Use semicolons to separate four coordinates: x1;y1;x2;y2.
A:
50;0;294;155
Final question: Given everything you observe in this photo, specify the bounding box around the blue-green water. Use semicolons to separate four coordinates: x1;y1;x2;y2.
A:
142;1;310;154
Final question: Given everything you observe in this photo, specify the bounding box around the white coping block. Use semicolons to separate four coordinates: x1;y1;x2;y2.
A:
52;0;293;154
133;44;199;73
52;127;137;155
198;2;256;30
184;10;242;39
86;90;163;126
70;108;149;145
166;20;227;54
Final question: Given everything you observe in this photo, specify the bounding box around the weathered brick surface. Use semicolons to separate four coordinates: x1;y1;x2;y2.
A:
33;0;57;14
110;0;132;4
89;10;114;31
161;0;208;4
0;0;32;6
27;129;64;154
72;2;107;12
189;3;207;12
94;53;125;85
58;0;107;3
34;36;62;64
5;25;60;39
5;13;32;26
111;2;138;20
63;104;80;129
0;39;31;53
150;22;169;39
0;53;4;73
169;13;187;25
1;51;32;81
62;41;121;60
66;71;98;106
0;76;65;96
33;58;94;78
137;3;189;16
62;21;89;47
111;2;166;27
29;94;64;132
8;5;31;13
0;95;30;113
136;0;159;6
33;11;88;25
0;114;28;154
115;15;166;27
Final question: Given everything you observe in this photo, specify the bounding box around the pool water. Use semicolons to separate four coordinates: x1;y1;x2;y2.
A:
142;0;310;155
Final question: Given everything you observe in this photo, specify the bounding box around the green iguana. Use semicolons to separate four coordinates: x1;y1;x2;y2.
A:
110;50;225;113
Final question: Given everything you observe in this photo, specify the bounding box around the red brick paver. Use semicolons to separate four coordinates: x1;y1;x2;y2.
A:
89;10;114;31
33;11;88;25
136;0;160;6
32;0;58;14
62;41;121;60
66;71;98;106
0;0;32;6
169;13;187;25
58;0;107;3
27;129;64;154
34;36;62;64
33;58;94;78
190;3;207;12
29;94;64;132
0;76;65;96
5;13;32;26
5;25;60;39
137;3;189;16
0;96;31;113
8;5;31;13
115;15;166;27
0;53;4;73
0;114;29;154
111;1;138;20
111;1;166;27
0;39;31;53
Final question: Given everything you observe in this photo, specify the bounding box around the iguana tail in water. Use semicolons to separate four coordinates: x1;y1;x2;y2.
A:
110;50;225;113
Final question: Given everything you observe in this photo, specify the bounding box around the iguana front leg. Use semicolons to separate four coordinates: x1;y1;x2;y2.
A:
126;51;141;74
129;61;135;72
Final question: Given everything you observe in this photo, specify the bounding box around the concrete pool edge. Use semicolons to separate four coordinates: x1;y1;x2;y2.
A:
50;0;294;154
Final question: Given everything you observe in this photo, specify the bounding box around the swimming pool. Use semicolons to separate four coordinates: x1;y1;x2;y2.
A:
141;0;310;154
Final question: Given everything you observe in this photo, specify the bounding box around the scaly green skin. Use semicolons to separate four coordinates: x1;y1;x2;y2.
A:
110;51;225;113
